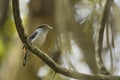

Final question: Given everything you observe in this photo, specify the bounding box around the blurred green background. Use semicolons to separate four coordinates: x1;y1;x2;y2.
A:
0;0;120;80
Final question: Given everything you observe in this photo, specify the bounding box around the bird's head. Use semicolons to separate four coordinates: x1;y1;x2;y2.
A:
37;24;53;31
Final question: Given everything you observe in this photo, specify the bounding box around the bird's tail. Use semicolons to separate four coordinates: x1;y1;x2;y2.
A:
22;46;29;66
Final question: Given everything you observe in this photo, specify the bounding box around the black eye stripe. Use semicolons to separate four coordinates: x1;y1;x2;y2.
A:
37;25;44;29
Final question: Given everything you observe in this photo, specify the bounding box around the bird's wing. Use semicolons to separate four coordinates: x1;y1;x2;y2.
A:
29;31;38;41
22;31;38;58
22;31;38;50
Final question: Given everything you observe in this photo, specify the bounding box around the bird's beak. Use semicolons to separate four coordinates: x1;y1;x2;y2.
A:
48;26;53;30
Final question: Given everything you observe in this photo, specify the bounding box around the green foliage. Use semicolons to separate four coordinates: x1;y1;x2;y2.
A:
0;38;5;58
3;18;16;38
0;16;16;62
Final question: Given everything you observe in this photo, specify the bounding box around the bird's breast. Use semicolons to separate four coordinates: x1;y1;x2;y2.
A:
31;32;47;48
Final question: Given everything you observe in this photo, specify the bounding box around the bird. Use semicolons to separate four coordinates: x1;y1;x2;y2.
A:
22;24;53;66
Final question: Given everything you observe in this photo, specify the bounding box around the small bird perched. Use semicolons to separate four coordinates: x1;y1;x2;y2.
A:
23;24;53;66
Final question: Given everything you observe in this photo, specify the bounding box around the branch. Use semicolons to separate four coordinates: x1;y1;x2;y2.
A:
95;0;113;75
12;0;120;80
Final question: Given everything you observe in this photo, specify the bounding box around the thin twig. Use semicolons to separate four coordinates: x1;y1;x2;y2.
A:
12;0;120;80
106;19;113;74
95;0;113;75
